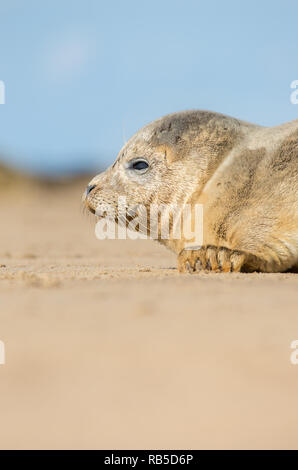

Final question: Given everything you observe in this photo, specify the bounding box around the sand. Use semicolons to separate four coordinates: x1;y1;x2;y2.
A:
0;180;297;450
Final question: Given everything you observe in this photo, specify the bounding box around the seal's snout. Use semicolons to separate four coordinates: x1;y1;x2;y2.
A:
83;183;97;214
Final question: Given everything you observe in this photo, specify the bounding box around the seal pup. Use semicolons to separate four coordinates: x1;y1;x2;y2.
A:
84;110;298;273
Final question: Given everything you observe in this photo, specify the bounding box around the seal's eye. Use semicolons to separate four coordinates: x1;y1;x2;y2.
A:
131;160;149;171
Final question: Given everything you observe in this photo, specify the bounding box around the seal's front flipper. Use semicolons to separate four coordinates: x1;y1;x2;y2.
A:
177;245;247;273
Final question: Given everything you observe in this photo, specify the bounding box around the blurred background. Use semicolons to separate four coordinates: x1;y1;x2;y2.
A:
1;0;298;451
1;0;298;177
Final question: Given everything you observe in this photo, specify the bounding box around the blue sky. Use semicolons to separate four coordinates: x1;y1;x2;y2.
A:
0;0;298;174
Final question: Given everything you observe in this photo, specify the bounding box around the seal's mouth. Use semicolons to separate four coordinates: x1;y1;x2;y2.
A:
82;189;96;215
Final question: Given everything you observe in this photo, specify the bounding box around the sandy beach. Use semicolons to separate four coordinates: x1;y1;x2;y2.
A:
0;180;297;450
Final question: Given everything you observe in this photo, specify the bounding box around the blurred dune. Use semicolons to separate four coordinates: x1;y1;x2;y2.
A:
0;160;96;192
0;162;36;189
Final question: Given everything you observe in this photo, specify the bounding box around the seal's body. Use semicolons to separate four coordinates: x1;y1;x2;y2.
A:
85;110;298;273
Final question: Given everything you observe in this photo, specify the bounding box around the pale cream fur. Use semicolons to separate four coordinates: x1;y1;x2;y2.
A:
85;110;298;273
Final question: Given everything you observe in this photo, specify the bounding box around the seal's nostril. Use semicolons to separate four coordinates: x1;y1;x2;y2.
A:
86;184;96;196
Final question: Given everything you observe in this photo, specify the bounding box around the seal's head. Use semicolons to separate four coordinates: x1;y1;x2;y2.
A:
84;110;242;245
